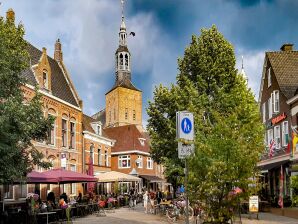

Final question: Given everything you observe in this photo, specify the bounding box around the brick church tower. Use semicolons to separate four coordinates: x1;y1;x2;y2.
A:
105;1;142;128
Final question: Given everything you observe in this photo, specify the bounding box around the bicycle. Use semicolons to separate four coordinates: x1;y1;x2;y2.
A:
166;199;194;222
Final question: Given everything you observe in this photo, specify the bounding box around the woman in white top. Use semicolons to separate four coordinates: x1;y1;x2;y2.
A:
143;191;148;213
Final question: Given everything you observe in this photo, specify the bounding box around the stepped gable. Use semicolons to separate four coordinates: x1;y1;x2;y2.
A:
21;43;79;107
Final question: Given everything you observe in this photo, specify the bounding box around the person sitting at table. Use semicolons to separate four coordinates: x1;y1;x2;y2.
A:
76;191;82;203
47;191;56;208
60;192;68;203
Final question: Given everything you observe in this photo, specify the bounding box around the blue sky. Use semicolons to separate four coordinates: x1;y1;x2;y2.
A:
3;0;298;125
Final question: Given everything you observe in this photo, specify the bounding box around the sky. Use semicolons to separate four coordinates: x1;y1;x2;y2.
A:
2;0;298;125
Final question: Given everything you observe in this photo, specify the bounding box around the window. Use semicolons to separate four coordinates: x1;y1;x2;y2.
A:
147;157;153;169
125;108;128;120
268;96;272;119
96;124;102;135
43;71;48;89
105;150;108;167
268;67;271;87
120;53;124;69
267;129;273;147
114;108;116;120
118;155;130;168
133;110;136;121
70;122;75;149
62;119;67;147
90;144;94;164
136;155;142;168
109;111;111;123
262;103;266;123
19;183;27;198
282;121;289;147
4;185;13;199
274;125;281;149
47;118;55;145
273;90;279;113
125;54;128;68
70;164;76;194
98;148;102;166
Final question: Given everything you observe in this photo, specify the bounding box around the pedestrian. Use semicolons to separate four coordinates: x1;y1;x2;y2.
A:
149;190;156;214
156;188;163;204
143;190;149;213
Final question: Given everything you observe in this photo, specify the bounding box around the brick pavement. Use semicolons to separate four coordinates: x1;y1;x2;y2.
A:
71;204;298;224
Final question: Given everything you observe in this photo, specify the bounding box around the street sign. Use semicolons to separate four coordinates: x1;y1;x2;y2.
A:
249;195;259;213
61;153;67;168
178;142;194;159
176;111;194;141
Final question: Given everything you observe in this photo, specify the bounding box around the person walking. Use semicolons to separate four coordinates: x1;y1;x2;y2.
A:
156;189;163;205
143;191;149;213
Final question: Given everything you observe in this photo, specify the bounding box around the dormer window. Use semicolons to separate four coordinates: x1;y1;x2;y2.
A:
43;71;48;89
267;67;271;88
96;124;102;136
138;138;145;146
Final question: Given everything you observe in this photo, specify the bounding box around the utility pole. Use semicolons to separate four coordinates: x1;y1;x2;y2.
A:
185;158;189;224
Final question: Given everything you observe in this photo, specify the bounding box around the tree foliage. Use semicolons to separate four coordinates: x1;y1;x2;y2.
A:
147;25;264;222
0;11;53;184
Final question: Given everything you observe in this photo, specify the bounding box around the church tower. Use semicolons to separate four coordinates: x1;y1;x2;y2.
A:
105;0;142;128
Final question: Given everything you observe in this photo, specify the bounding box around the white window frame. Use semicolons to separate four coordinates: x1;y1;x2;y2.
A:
262;103;266;123
282;121;289;147
118;155;130;168
147;157;153;169
273;90;280;113
98;148;102;166
267;129;273;147
268;67;271;87
70;164;76;194
268;96;273;119
274;125;281;149
136;155;143;168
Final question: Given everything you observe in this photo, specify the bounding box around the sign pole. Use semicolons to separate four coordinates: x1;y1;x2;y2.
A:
185;158;189;224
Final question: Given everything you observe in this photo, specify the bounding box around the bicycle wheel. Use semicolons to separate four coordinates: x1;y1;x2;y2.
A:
166;208;176;222
183;206;194;221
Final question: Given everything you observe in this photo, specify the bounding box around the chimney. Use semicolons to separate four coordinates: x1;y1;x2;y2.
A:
54;38;63;62
6;8;15;22
280;43;294;51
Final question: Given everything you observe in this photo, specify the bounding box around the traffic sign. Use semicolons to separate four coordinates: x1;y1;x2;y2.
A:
176;111;194;141
178;142;194;159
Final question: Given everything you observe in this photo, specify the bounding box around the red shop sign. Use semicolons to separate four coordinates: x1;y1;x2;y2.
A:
272;112;287;125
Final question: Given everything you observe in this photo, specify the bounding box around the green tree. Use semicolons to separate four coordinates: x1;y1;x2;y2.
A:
147;25;264;222
0;10;53;186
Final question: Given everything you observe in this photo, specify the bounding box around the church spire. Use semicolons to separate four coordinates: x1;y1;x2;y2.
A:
115;0;131;84
240;55;248;83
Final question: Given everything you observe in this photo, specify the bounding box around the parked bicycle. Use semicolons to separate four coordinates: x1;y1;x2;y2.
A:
166;198;194;222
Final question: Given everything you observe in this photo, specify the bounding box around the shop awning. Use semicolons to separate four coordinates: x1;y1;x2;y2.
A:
139;175;165;183
257;160;289;172
96;171;141;183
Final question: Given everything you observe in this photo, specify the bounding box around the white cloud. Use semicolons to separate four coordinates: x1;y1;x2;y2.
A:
235;50;265;99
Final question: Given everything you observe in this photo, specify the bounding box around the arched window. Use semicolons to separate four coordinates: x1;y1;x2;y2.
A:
120;53;124;69
98;148;102;166
70;118;76;149
42;70;48;89
125;54;128;68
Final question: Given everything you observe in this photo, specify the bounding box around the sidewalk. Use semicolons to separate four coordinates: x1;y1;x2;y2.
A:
241;212;298;224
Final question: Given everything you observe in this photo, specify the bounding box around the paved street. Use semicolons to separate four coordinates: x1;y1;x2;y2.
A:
69;204;298;224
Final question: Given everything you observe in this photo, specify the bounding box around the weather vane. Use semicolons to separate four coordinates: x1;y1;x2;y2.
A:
121;0;125;19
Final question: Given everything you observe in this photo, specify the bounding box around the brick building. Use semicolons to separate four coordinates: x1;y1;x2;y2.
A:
258;43;298;203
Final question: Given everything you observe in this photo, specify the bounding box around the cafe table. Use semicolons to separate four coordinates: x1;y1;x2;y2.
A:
37;211;56;224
